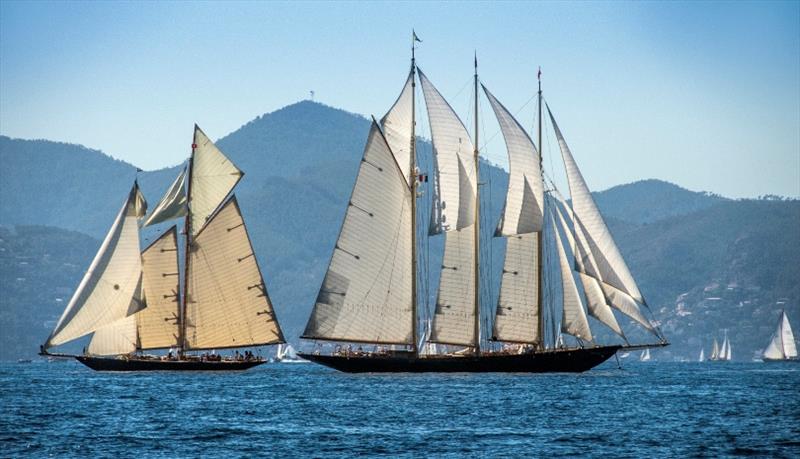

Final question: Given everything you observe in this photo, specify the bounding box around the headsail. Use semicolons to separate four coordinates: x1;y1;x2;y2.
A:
302;121;414;345
189;125;243;235
87;314;138;356
44;184;147;350
781;311;798;358
551;211;592;343
419;68;478;347
142;167;188;227
185;196;283;349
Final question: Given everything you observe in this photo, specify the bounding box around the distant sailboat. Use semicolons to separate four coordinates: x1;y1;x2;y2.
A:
276;343;305;363
709;338;720;361
698;348;705;362
763;310;798;362
713;330;732;362
39;125;285;371
639;348;651;362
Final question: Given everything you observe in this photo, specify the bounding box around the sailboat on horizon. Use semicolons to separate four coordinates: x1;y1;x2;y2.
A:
709;331;732;362
298;37;668;373
762;310;797;362
39;126;285;371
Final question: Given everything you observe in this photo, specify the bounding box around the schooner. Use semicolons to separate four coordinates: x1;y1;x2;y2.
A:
40;125;284;371
299;39;668;373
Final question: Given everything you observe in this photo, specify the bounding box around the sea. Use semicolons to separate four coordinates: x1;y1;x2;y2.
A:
1;360;798;458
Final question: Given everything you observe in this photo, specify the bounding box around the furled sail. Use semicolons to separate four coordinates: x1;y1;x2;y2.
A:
185;196;283;349
137;226;180;349
142;167;188;227
482;85;543;235
551;212;592;343
419;69;478;347
547;105;643;303
380;70;414;185
552;198;625;338
189;125;243;235
44;184;147;349
493;234;539;343
87;314;138;356
302;121;414;345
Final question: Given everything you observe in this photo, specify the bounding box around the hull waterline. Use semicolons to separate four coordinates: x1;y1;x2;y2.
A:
75;356;266;372
299;345;621;373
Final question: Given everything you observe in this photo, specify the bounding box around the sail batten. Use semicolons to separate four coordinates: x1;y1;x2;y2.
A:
45;184;147;349
303;121;414;345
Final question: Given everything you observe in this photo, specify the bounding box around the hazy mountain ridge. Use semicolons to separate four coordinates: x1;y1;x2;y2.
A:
1;101;797;360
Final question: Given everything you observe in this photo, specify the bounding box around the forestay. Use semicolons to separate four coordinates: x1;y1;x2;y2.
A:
302;121;414;345
142;167;188;227
190;125;243;235
185;196;283;349
137;226;180;349
44;184;147;349
419;69;478;347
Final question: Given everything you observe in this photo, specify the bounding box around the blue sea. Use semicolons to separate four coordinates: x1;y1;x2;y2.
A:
1;360;798;458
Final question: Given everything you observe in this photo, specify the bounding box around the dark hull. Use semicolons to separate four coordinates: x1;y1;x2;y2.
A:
762;358;799;362
75;356;266;372
299;345;621;373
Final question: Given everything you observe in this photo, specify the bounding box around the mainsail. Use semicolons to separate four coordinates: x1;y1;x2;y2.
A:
185;196;283;349
419;69;478;347
44;184;147;350
302;121;414;345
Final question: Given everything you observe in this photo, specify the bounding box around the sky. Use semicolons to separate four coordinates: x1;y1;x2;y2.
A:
1;1;798;198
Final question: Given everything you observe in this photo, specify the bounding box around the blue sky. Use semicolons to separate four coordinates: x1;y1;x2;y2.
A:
1;1;798;198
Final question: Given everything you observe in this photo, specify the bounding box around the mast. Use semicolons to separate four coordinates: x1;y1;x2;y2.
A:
180;128;196;356
536;67;544;349
473;53;481;354
410;35;418;354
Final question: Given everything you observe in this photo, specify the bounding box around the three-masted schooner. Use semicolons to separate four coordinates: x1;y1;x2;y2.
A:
298;40;668;373
40;125;284;371
762;310;797;362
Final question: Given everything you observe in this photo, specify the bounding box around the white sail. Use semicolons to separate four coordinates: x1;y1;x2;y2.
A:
142;167;188;227
45;184;147;349
699;348;705;362
87;314;138;356
419;69;478;347
418;69;476;232
185;196;283;349
547;106;643;303
720;332;730;361
137;226;180;349
493;234;539;343
781;311;797;358
640;348;651;361
482;85;544;235
552;212;592;343
380;70;414;185
710;338;720;360
189;125;243;235
431;227;477;346
302;121;414;345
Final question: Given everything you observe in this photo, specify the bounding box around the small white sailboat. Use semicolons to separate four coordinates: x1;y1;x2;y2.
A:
698;347;705;362
275;343;305;363
709;338;720;361
639;348;651;362
763;310;798;362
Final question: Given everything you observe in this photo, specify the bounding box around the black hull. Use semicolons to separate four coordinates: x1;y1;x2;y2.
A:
299;345;621;373
762;358;799;362
75;356;266;372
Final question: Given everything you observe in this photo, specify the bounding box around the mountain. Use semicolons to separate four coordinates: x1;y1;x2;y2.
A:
1;100;798;361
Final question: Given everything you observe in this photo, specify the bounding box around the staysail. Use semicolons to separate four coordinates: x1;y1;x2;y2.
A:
551;210;592;343
302;121;414;345
44;184;147;350
380;71;415;185
185;196;283;349
87;314;138;356
419;69;478;347
142;168;188;227
137;226;180;349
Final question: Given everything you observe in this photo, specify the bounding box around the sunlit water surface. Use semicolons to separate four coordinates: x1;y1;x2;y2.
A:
1;360;798;457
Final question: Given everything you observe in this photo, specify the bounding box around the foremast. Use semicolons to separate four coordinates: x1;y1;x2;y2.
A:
472;54;481;355
536;68;544;350
178;132;196;356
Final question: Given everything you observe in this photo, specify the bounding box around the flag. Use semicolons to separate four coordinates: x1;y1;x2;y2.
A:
538;66;542;80
413;30;422;43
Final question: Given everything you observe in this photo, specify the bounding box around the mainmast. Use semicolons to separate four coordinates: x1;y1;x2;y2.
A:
473;53;481;355
179;129;196;356
410;34;418;355
536;67;544;349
